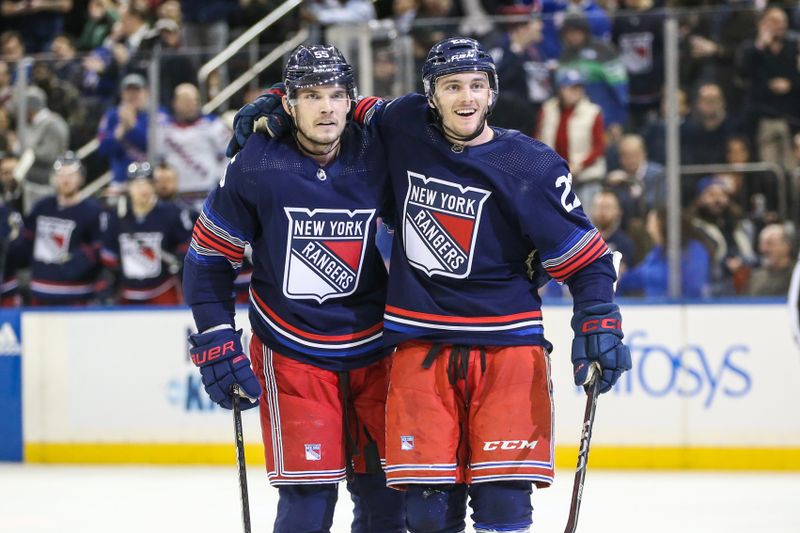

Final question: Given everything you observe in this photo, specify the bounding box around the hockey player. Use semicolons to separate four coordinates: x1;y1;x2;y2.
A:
182;45;404;533
229;37;632;533
7;152;103;305
100;162;193;305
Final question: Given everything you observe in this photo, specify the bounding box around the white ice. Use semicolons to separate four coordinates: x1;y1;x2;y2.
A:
1;465;798;532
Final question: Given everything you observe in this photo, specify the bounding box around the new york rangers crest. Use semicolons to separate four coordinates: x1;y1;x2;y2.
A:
403;171;491;278
283;208;375;302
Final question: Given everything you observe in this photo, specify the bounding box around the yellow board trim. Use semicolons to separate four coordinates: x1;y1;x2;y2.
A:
24;443;800;470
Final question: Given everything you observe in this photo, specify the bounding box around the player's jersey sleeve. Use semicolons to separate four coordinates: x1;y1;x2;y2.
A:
510;146;609;283
183;152;260;331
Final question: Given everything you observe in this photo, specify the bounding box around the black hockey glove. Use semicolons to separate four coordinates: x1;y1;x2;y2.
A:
189;328;261;410
225;83;289;157
570;303;631;394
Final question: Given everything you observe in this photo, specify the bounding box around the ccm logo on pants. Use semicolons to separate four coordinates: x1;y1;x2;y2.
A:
483;440;538;451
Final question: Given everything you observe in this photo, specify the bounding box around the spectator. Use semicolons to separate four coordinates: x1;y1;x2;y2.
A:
305;0;377;25
681;82;735;165
153;162;199;220
0;151;22;214
96;73;153;191
7;152;103;306
612;0;666;129
488;5;551;130
0;0;72;54
737;6;799;172
157;0;182;24
12;86;70;213
605;133;664;227
77;0;120;52
372;48;399;98
690;177;756;295
746;222;795;296
145;17;196;107
100;161;193;305
589;189;636;270
50;34;84;89
0;30;25;66
559;12;628;131
0;59;11;109
617;207;711;298
404;0;462;92
540;0;612;60
639;87;689;166
79;44;121;110
101;3;152;81
679;0;757;111
180;0;238;85
535;68;606;204
156;83;229;207
713;135;780;230
31;61;89;148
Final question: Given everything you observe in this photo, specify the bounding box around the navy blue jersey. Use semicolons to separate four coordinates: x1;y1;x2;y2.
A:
360;94;615;348
9;196;103;303
101;201;193;301
183;124;392;371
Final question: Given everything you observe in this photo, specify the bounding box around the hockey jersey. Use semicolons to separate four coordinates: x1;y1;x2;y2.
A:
9;196;104;303
183;124;393;371
156;114;230;195
358;93;615;348
101;201;193;301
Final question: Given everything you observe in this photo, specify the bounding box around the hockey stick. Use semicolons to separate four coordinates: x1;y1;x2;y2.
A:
232;384;252;533
563;366;601;533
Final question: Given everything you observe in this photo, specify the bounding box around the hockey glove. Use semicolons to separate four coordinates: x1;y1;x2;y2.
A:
570;303;632;394
189;328;261;410
225;83;288;157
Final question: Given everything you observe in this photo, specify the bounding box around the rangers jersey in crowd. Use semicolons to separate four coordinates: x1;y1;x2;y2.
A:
156;114;230;196
8;196;104;304
101;201;193;302
355;93;616;348
183;124;393;371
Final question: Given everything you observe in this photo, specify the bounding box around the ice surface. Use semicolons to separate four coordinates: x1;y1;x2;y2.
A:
1;465;798;532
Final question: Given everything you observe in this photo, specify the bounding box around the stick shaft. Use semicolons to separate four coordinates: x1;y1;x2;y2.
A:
232;385;252;533
564;377;600;533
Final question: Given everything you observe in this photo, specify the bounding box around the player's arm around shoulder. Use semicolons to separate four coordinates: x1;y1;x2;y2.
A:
352;92;425;131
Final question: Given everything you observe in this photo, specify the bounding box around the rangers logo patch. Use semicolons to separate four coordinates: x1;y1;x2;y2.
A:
403;171;491;278
33;216;76;264
283;208;375;303
120;232;164;280
304;444;322;461
401;436;415;451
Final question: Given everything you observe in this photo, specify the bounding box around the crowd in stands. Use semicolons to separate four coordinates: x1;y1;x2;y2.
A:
1;0;799;306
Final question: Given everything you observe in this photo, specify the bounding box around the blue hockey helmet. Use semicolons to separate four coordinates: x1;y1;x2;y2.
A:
283;44;357;102
52;151;85;178
422;38;499;104
127;161;154;181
